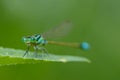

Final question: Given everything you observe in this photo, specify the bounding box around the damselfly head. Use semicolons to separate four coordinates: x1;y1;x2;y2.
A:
22;36;35;44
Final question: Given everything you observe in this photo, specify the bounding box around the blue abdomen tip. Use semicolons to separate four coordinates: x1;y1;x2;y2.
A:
80;42;90;51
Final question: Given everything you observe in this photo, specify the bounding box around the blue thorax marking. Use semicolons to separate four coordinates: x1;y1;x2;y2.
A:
35;35;41;41
34;34;48;45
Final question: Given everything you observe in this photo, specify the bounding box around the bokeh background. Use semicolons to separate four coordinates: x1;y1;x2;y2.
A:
0;0;120;80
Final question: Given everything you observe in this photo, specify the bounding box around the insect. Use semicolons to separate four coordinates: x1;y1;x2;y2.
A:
22;21;90;57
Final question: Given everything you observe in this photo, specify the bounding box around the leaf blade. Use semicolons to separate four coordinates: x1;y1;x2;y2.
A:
0;47;91;66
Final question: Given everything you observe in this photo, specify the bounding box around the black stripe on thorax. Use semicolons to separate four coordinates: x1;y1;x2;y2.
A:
36;35;41;41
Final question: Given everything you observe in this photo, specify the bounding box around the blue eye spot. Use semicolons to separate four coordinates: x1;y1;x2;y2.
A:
80;42;90;51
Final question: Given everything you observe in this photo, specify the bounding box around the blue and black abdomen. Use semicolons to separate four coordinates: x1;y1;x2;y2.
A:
32;34;90;50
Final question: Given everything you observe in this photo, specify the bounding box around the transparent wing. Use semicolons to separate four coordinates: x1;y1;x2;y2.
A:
42;20;72;39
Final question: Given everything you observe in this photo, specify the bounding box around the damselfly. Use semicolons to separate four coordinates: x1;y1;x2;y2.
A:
22;21;90;57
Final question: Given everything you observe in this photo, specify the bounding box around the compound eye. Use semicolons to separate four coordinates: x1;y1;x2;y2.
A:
22;37;26;42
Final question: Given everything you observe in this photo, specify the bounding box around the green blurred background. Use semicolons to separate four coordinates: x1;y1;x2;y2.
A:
0;0;120;80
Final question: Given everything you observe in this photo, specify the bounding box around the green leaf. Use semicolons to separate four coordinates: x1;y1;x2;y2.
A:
0;47;91;66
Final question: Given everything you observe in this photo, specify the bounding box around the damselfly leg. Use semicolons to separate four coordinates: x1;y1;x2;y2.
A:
37;46;49;57
23;46;30;57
